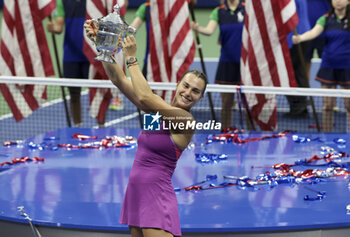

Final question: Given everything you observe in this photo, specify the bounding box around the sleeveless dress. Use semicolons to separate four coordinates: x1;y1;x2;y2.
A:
119;129;184;236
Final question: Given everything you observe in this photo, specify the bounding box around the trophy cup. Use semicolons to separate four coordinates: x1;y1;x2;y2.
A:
92;4;136;64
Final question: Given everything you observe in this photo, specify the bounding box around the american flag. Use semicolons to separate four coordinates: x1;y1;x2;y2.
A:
83;0;126;124
0;0;55;122
147;0;196;102
241;0;298;130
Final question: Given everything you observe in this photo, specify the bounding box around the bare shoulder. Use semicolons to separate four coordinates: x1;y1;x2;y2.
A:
167;111;195;149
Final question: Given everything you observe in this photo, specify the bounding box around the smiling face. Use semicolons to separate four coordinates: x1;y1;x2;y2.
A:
172;72;206;111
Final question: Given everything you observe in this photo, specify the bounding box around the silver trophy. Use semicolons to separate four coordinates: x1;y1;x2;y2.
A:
92;4;136;64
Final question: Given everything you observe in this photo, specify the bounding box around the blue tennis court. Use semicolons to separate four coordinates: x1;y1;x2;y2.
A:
1;127;350;236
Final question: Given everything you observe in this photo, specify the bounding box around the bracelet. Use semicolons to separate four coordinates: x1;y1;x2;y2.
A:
127;62;139;68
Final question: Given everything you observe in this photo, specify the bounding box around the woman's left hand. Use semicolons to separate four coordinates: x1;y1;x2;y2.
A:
84;20;98;42
121;35;137;58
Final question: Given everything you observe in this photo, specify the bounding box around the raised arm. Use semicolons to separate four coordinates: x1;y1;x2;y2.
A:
84;20;180;114
292;24;324;44
85;20;196;147
102;63;147;110
123;36;199;148
121;36;178;113
84;20;145;110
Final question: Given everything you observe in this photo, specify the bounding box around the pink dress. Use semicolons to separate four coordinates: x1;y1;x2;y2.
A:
119;129;183;236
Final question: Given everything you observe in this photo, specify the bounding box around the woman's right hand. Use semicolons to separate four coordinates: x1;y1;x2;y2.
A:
121;35;137;58
84;20;98;42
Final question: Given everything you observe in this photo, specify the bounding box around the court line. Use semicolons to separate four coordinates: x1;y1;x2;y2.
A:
0;89;141;127
0;91;88;121
194;57;218;62
92;112;140;128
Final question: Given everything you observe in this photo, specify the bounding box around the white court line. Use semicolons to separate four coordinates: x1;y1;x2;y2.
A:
0;90;88;121
0;114;13;120
92;112;140;129
194;57;218;62
1;89;141;128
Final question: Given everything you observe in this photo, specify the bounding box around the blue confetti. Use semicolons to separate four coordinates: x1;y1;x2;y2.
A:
195;153;228;164
334;138;346;145
304;191;326;201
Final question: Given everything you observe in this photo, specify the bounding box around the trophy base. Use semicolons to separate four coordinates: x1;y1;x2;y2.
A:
94;50;117;64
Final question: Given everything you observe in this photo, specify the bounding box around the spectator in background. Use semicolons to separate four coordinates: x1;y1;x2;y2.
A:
47;0;93;127
191;0;245;129
293;0;350;132
306;0;330;78
130;0;197;78
284;0;311;119
48;0;126;125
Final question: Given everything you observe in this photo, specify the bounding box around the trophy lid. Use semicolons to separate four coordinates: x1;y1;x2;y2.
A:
100;4;124;25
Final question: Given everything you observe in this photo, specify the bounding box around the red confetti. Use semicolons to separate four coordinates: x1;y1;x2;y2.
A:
0;156;45;167
208;131;292;144
72;133;97;140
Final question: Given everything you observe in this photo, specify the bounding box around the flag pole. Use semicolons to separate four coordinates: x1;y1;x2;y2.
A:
188;2;216;121
293;29;320;131
48;15;72;127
